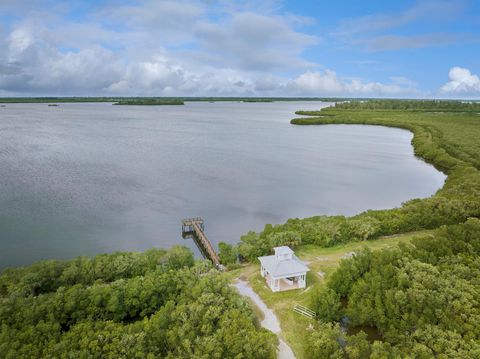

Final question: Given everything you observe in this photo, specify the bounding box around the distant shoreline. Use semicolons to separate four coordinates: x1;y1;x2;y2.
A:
0;97;340;104
113;99;185;106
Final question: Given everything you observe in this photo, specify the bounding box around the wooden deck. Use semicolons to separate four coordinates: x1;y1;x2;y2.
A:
182;217;222;267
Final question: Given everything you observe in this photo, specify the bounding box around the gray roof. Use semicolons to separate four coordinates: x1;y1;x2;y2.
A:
274;246;293;255
258;253;309;278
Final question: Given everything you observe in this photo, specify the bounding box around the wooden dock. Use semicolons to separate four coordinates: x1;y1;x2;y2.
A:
181;217;222;267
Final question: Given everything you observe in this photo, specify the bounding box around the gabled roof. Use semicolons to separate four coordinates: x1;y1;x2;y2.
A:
258;253;309;278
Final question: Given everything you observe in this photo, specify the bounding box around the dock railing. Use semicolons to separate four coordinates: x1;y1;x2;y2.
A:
181;217;222;268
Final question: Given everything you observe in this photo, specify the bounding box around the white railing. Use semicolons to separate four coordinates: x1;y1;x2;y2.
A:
293;304;316;319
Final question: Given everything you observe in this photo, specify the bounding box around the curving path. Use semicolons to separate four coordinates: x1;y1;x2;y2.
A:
234;279;296;359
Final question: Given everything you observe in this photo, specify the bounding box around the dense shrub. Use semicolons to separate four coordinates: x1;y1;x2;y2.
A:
310;287;342;322
309;219;480;357
218;242;238;265
0;247;277;358
0;248;170;297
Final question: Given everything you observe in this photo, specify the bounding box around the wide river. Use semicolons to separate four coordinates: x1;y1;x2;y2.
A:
0;101;446;269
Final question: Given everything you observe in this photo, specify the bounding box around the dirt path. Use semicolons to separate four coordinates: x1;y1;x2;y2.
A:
234;279;296;359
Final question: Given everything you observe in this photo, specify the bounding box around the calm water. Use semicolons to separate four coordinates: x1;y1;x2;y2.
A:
0;101;445;269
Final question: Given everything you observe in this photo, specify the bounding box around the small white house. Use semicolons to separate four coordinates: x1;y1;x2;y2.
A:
258;246;309;292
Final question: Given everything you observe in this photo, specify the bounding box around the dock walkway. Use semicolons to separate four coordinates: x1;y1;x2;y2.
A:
181;217;222;267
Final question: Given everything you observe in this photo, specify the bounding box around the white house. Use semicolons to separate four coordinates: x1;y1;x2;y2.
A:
258;246;309;292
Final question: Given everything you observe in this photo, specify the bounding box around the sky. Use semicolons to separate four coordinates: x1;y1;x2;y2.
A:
0;0;479;98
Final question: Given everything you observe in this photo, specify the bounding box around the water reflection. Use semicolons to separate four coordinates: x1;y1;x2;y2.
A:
0;102;446;268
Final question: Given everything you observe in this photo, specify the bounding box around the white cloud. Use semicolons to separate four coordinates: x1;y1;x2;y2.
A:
8;27;36;60
0;23;125;94
34;47;123;91
440;66;480;95
194;12;319;71
105;0;205;45
390;76;418;87
290;70;344;94
287;70;420;97
0;1;422;97
255;75;283;92
107;56;192;95
0;2;323;96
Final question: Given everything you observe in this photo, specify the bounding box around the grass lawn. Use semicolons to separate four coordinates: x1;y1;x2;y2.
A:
230;229;433;358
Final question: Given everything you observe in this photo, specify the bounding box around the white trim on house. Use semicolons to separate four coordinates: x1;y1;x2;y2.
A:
258;246;309;292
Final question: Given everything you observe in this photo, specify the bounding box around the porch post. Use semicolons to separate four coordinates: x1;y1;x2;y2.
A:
271;278;276;291
301;273;306;287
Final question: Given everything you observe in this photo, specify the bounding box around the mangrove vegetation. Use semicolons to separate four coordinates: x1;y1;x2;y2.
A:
307;219;480;357
2;99;480;358
0;246;277;358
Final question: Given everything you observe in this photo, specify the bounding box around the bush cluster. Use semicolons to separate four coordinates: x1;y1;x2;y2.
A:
308;219;480;357
0;246;277;358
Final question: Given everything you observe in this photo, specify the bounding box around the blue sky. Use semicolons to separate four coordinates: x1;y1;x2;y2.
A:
0;0;479;97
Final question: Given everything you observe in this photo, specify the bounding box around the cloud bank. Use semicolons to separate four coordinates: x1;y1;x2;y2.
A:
440;67;480;96
2;0;473;98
